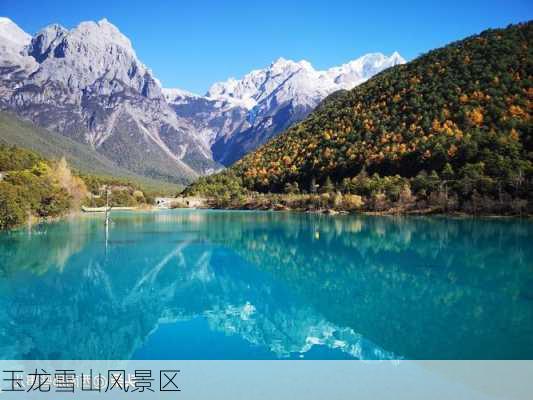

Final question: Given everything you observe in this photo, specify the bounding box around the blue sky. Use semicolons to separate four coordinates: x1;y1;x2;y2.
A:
2;0;531;94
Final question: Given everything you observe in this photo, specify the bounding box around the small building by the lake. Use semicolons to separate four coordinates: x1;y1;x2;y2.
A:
155;196;207;209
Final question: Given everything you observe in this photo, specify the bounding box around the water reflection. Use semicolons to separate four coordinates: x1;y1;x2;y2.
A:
0;211;532;359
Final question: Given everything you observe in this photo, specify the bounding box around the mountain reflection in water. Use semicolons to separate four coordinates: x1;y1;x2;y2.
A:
0;210;532;360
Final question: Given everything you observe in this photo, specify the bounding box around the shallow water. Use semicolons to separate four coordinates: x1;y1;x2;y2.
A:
0;210;532;359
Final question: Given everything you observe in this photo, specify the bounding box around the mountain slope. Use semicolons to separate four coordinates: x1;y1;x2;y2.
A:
164;53;405;165
0;112;181;191
188;22;532;211
0;18;219;184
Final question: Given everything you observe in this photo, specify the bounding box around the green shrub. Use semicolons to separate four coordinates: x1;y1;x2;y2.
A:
0;182;26;229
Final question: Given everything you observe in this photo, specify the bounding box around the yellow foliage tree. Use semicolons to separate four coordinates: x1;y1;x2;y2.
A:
52;157;88;208
467;107;484;126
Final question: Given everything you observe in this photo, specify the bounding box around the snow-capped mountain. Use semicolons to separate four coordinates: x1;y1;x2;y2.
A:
0;18;219;183
207;53;404;109
0;16;404;181
165;52;405;165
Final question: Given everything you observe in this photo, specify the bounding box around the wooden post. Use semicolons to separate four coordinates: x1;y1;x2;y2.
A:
104;185;110;253
104;185;110;227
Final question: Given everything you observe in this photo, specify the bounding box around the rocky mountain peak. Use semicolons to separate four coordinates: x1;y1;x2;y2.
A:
269;57;299;71
28;24;68;62
75;18;135;55
0;17;31;49
203;52;404;111
25;18;161;98
0;17;219;183
0;17;36;70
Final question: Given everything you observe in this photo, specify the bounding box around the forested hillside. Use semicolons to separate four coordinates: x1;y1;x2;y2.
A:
0;144;156;230
0;145;81;229
187;22;532;214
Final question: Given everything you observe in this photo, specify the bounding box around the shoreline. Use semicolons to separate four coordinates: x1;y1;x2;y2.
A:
2;206;159;232
179;190;531;219
2;206;531;233
190;205;532;219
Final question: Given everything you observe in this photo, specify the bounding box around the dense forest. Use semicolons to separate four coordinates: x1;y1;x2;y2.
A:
0;144;155;230
186;22;532;215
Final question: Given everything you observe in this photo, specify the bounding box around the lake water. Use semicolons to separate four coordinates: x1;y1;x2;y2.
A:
0;210;532;360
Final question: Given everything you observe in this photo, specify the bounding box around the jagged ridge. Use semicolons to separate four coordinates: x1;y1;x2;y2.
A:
164;53;404;165
0;17;220;184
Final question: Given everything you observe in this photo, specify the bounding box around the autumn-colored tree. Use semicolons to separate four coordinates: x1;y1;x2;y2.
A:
53;157;88;208
467;107;484;126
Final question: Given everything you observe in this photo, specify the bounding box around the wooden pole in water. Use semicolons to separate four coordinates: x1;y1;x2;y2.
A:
104;185;110;252
106;188;109;224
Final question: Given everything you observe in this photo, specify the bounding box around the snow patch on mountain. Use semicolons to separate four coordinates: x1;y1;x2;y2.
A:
0;17;37;71
0;17;31;48
162;87;201;104
204;53;406;110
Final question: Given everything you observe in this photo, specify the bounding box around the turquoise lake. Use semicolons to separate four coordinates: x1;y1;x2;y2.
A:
0;210;532;360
